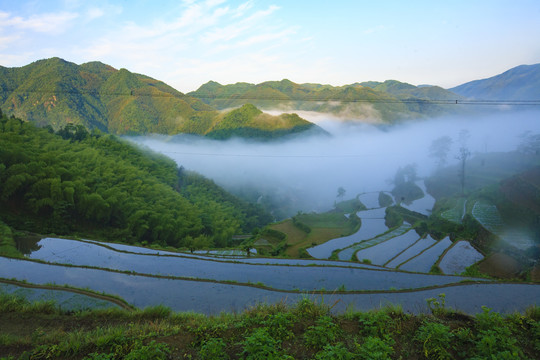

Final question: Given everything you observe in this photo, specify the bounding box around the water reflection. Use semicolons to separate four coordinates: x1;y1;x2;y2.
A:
1;257;538;315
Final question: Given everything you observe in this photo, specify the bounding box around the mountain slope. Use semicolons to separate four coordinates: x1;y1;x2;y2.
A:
0;58;318;139
206;103;324;139
189;79;462;122
0;57;216;135
0;113;272;246
450;63;540;100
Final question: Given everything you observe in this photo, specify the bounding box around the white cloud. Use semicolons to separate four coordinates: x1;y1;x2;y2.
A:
0;10;78;34
87;8;105;20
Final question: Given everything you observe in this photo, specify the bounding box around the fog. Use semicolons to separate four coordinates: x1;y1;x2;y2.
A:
130;109;540;218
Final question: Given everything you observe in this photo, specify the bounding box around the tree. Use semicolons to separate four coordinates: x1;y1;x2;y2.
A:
429;136;453;169
456;130;471;195
337;187;346;200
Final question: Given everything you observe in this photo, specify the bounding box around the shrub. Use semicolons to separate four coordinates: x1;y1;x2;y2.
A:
240;328;291;359
357;311;393;337
262;312;294;341
124;340;170;360
356;336;394;360
304;316;340;349
314;343;355;360
199;338;229;360
414;321;454;359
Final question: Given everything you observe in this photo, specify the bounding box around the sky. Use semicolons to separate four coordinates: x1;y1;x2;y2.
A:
0;0;539;93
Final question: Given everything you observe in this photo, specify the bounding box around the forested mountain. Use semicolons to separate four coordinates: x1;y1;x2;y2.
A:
206;103;325;139
188;79;463;122
0;58;317;139
450;63;540;100
0;112;272;247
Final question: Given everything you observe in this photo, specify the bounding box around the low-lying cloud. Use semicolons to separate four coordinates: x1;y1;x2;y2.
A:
130;109;540;218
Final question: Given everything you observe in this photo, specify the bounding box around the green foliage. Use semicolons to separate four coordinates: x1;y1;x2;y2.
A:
200;337;229;360
0;117;271;247
1;296;540;360
262;312;294;341
426;293;448;317
356;311;393;337
335;197;365;213
303;316;340;349
378;191;393;207
356;336;395;360
0;220;22;258
124;340;170;360
240;328;291;359
315;343;355;360
414;321;454;359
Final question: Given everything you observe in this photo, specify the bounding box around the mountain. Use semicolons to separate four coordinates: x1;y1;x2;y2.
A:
449;63;540;100
189;79;463;122
0;58;318;138
206;103;325;140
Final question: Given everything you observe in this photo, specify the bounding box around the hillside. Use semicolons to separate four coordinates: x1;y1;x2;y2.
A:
188;79;463;122
0;58;318;139
206;103;325;139
450;63;540;100
0;113;272;247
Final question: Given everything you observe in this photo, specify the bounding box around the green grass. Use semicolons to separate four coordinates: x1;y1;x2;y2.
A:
0;221;23;258
472;200;504;234
1;292;538;359
440;198;467;224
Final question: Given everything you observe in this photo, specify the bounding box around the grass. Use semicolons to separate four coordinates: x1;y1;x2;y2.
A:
0;221;23;258
268;212;360;258
0;293;538;359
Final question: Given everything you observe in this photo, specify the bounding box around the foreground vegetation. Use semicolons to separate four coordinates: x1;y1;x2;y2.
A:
0;292;538;359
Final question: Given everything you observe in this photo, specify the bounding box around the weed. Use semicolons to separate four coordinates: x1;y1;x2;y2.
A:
475;306;505;331
124;340;170;360
199;337;229;360
356;336;394;360
314;342;355;359
426;293;448;317
357;311;392;337
304;315;340;349
262;312;294;341
240;328;291;359
414;321;454;359
293;297;329;319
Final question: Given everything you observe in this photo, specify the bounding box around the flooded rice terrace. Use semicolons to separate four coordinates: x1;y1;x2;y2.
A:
1;237;539;314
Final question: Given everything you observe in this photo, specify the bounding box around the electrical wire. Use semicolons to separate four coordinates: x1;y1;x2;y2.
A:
2;88;539;106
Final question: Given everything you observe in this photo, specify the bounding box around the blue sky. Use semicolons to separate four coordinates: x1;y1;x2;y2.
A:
0;0;539;92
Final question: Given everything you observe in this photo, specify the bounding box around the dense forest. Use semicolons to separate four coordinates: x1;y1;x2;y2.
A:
0;111;272;248
0;58;319;139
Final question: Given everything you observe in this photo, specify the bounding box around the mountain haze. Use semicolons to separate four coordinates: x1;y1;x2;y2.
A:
189;79;463;122
450;63;540;100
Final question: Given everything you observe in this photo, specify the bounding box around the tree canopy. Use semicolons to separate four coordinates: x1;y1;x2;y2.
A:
0;114;272;247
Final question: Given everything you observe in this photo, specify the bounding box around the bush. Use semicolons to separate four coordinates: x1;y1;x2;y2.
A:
356;336;394;360
240;328;291;359
414;321;454;359
199;338;229;360
315;343;355;360
304;316;340;349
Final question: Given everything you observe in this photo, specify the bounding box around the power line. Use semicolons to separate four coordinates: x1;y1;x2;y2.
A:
160;151;386;158
1;88;539;106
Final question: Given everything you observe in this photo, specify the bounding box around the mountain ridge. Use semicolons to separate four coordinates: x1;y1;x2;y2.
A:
449;63;540;100
0;58;318;138
188;78;463;122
